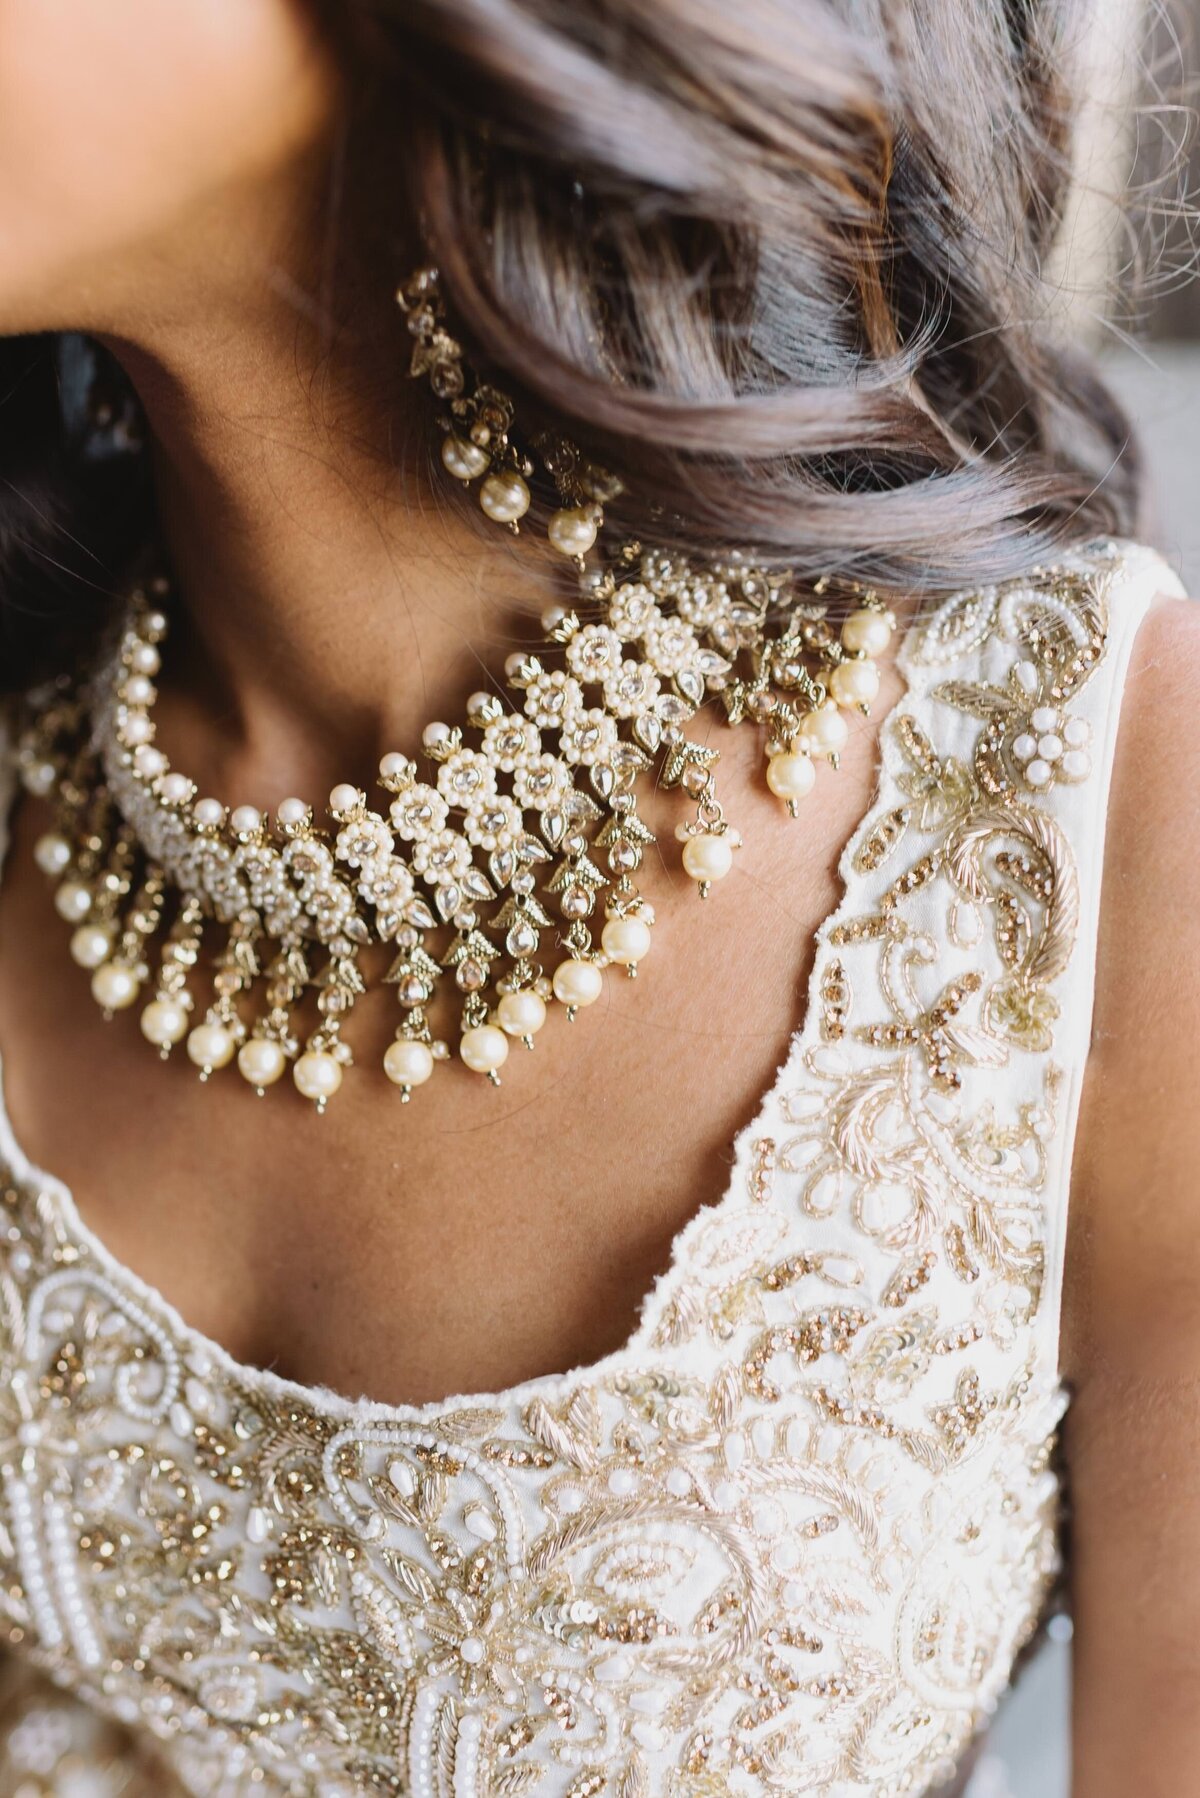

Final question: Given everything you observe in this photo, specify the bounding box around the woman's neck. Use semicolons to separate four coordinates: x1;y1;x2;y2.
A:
4;33;570;813
97;197;561;812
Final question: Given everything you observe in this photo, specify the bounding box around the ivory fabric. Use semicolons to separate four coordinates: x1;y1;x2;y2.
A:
0;538;1179;1796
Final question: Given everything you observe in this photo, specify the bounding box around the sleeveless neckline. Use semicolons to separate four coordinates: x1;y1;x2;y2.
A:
0;534;1176;1798
0;606;917;1429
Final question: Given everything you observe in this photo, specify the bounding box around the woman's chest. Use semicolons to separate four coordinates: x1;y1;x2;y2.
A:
0;750;852;1408
0;1120;1066;1798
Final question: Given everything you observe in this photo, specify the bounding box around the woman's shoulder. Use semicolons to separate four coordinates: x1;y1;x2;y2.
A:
1058;579;1200;1797
1061;581;1200;1388
1109;586;1200;947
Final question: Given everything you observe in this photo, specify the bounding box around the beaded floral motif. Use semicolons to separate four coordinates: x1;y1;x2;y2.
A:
0;544;1135;1796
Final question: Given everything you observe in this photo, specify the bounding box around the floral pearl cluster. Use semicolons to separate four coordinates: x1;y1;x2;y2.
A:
1011;706;1092;791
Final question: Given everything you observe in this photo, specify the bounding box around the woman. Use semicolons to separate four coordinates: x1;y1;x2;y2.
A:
0;2;1193;1794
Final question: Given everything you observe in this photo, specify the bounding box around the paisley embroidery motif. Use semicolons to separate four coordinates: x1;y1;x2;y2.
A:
0;541;1151;1795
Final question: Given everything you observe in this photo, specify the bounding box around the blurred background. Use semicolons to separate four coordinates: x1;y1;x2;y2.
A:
961;4;1198;1792
1088;0;1200;586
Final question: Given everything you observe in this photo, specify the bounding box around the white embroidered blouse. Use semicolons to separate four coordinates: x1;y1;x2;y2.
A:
0;538;1181;1798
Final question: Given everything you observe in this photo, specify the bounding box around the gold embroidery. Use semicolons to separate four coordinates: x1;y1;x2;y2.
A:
818;960;851;1041
0;545;1126;1795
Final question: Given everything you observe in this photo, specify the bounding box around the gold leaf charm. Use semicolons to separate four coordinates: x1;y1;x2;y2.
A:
660;737;719;789
492;893;553;931
547;854;608;895
384;945;442;986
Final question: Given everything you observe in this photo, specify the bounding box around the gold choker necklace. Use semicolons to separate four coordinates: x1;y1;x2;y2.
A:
15;272;895;1111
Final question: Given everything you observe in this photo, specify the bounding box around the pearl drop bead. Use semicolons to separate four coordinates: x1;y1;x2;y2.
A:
497;990;547;1038
802;701;849;755
422;723;452;753
841;609;893;657
441;434;491;481
91;963;140;1012
121;715;153;746
601;915;653;966
766;751;816;802
54;881;92;923
129;643;160;675
384;1038;436;1089
503;653;527;682
329;783;360;815
547;506;599;558
276;796;309;828
460;1024;510;1075
34;832;72;877
159;772;192;805
829;659;880;708
70;924;112;970
193;798;224;828
379;751;408;782
238;1037;287;1090
230;805;262;835
140;999;189;1048
187;1023;235;1072
552;959;604;1009
133;745;167;777
479;470;531;524
681;833;734;883
123;674;155;706
293;1050;343;1103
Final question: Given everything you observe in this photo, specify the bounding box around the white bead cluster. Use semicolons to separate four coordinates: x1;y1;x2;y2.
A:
1011;703;1092;791
764;606;894;816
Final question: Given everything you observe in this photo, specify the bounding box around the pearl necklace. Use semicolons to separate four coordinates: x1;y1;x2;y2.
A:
16;279;896;1112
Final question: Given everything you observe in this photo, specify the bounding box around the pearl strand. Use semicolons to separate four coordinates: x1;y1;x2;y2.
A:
25;1268;183;1427
45;1493;103;1670
5;1470;64;1652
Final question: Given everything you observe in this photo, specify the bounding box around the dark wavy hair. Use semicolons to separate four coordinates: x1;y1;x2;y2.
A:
0;0;1189;685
